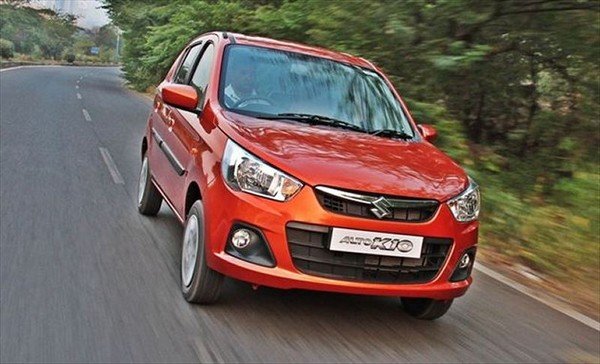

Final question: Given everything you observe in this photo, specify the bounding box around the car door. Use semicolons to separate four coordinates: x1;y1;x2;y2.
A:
151;42;204;212
157;40;217;217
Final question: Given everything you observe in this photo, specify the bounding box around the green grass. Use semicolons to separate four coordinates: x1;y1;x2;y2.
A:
479;170;599;280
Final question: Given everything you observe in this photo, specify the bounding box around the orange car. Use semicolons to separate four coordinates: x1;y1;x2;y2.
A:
137;32;480;320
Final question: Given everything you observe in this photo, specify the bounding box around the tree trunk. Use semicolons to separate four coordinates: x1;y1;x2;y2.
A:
472;88;486;143
520;55;538;157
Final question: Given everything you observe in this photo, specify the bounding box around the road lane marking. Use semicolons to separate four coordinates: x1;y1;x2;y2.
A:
99;148;125;185
0;65;64;73
75;85;79;89
0;66;24;72
475;263;600;331
82;109;91;122
77;93;82;99
76;80;80;84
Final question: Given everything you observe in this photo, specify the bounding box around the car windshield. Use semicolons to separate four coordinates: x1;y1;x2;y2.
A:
219;45;414;137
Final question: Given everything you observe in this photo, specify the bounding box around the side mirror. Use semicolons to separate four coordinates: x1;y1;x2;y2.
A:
418;124;438;142
161;84;199;111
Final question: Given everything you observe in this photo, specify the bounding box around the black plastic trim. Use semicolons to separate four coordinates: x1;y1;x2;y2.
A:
315;187;439;223
151;128;185;176
225;222;276;267
226;32;236;43
449;247;477;282
286;222;453;284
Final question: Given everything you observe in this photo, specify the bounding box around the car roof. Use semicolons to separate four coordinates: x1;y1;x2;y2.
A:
199;31;377;70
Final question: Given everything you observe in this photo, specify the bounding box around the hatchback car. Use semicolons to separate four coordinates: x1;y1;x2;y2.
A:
137;32;480;320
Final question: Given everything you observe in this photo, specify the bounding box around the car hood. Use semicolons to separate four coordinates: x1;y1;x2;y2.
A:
218;111;468;201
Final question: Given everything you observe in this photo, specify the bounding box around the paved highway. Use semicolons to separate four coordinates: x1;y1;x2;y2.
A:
1;66;598;363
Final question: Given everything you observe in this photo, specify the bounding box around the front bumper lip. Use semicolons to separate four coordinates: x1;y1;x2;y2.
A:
204;176;478;300
216;251;472;298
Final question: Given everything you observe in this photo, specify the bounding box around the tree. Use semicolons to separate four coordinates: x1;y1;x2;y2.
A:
0;38;14;58
0;3;78;59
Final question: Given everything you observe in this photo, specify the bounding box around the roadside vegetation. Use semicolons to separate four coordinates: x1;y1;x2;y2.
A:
0;2;118;64
106;0;598;311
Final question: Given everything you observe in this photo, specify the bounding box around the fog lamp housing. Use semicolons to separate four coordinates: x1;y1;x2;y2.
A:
458;253;471;269
231;229;252;249
225;223;276;267
450;248;476;282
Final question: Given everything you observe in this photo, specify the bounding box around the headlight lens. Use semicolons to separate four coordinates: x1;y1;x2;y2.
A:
221;140;303;201
447;177;480;222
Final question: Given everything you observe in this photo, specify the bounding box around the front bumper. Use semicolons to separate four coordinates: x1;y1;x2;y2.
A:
203;176;478;300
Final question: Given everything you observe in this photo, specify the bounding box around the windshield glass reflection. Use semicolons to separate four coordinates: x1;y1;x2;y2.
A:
220;45;413;136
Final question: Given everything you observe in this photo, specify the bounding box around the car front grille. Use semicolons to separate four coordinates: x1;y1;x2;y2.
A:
315;187;439;222
286;223;452;284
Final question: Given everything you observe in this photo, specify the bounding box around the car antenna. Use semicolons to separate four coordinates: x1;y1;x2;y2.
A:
223;32;236;44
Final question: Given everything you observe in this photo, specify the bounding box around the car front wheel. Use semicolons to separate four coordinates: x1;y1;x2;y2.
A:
401;298;453;320
181;200;224;304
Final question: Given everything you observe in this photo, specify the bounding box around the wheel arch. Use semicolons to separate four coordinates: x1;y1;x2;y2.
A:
184;181;202;217
141;137;148;159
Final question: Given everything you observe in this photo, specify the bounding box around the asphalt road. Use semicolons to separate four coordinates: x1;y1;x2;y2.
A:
0;66;598;363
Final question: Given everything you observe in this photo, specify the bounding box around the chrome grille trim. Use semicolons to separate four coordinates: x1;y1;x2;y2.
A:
315;186;439;222
315;186;438;209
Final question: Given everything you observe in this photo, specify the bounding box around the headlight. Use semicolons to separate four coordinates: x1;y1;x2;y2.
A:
447;177;480;222
221;140;303;201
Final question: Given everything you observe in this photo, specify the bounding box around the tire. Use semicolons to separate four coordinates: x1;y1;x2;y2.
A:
401;298;453;320
137;156;162;215
181;200;224;304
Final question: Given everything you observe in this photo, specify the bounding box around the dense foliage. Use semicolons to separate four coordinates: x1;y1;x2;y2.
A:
0;4;77;59
0;38;14;58
0;3;118;62
105;0;598;294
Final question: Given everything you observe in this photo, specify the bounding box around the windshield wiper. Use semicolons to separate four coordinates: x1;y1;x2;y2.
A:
257;113;367;133
369;128;413;140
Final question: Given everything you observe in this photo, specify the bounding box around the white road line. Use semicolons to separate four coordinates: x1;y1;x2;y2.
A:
82;109;91;122
0;65;63;72
76;93;82;99
99;148;125;185
75;85;79;89
0;66;24;72
76;80;80;84
474;262;600;331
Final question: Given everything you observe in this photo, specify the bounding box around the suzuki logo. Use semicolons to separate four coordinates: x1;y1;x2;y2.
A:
370;197;392;219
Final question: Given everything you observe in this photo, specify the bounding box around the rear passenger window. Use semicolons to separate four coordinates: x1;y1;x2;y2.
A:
190;43;215;107
174;44;202;84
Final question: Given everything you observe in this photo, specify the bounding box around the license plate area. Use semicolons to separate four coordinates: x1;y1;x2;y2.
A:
329;227;423;258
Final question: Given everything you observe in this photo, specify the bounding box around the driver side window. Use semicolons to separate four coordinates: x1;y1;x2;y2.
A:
174;44;202;84
189;43;215;109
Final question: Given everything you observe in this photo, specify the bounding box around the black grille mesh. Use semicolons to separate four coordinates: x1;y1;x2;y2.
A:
287;224;452;284
316;191;438;222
